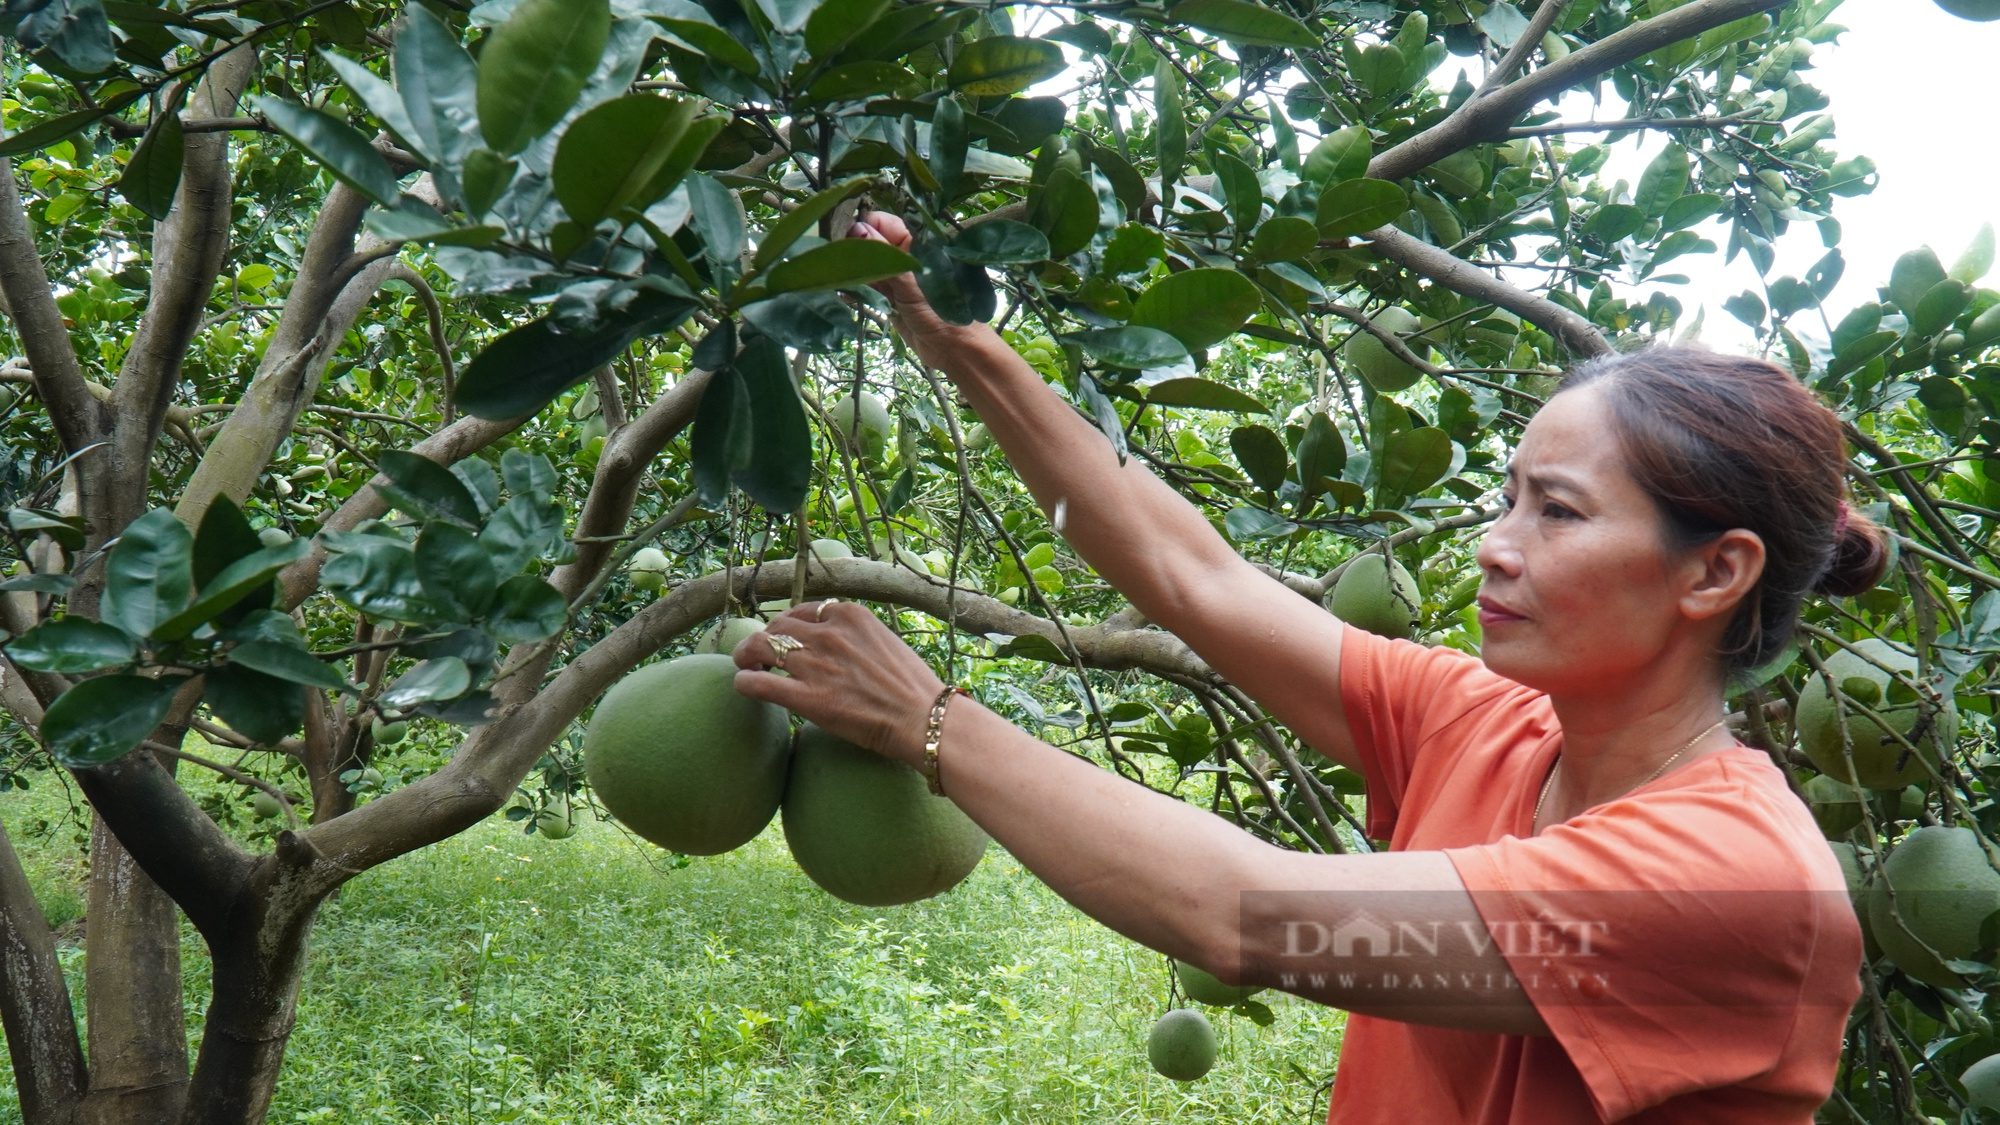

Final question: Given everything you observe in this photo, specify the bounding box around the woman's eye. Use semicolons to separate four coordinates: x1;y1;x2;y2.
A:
1500;493;1517;510
1543;502;1575;520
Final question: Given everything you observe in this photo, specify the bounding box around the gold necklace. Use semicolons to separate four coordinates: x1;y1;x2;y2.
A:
1533;719;1726;830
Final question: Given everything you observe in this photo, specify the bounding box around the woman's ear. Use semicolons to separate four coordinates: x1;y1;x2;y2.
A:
1681;529;1766;623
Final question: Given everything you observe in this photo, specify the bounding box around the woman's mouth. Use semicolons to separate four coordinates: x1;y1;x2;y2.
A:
1476;597;1527;627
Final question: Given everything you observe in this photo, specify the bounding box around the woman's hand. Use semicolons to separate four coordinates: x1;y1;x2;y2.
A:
847;211;984;371
730;599;946;766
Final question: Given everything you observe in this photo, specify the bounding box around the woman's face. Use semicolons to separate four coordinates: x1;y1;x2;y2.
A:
1473;384;1713;697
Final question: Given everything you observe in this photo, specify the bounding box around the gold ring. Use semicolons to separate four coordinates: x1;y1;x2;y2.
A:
766;633;806;669
815;598;839;621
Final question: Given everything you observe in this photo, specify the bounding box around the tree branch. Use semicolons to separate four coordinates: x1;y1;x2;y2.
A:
1363;227;1613;357
0;162;106;456
0;813;87;1125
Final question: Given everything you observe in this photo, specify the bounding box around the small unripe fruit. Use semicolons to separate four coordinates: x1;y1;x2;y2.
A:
250;791;282;819
258;527;291;549
631;546;670;592
1147;1009;1218;1081
372;718;409;746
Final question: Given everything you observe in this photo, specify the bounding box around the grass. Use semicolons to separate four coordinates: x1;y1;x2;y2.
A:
1;776;1345;1124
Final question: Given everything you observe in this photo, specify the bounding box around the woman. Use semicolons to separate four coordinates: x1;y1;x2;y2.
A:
732;211;1874;1123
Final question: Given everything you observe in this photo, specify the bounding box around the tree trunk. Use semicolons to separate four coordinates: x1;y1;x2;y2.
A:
0;814;87;1125
78;808;188;1125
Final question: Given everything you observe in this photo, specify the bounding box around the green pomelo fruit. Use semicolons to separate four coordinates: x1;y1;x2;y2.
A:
1329;554;1420;639
963;423;991;450
631;547;670;592
1828;840;1882;963
250;791;282;819
1342;307;1427;393
807;538;853;559
695;617;765;655
1147;1009;1218;1081
781;724;989;906
583;654;792;855
1963;1053;2000;1111
1935;0;2000;20
257;527;291;549
1864;826;2000;989
371;718;408;746
1175;959;1263;1006
1802;773;1864;839
535;799;576;840
828;393;891;462
1795;639;1957;790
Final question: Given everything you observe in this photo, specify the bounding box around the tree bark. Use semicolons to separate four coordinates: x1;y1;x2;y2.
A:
0;813;87;1125
78;808;188;1125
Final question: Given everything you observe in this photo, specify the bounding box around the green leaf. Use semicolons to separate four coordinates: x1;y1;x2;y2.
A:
321;49;422;153
229;639;357;693
1315;178;1407;239
201;664;305;747
1584;203;1646;243
1633;143;1688;217
6;618;137;674
7;509;84;552
948;36;1065;97
191;496;261;591
1167;0;1317;48
731;334;813;513
251;96;403;205
480;495;564;577
553;94;703;228
395;4;481;166
805;62;918;105
1065;327;1190;370
1660;193;1725;232
652;13;762;76
1249;215;1319;262
1130;268;1262;351
1952;223;1995;284
1351;43;1405;97
1230;425;1289;491
40;674;188;769
931;94;969;199
485;575;568;643
0;574;75;595
475;0;611;155
1212;149;1262;237
1912;279;1972;339
1154;58;1186;195
100;509;193;639
691;367;752;506
753;0;821;34
1295;411;1346;485
320;537;433;623
381;657;471;710
454;290;696;420
151;540;309;642
763;238;918;296
804;0;893;58
754;178;871;271
1100;222;1166;275
117;101;184;221
686;172;747;286
1301;126;1371;187
460;149;518;218
416;521;499;619
1146;378;1270;414
1888;247;1948;314
13;0;114;74
947;219;1050;264
1378;427;1453;497
1225;506;1296;540
1267;97;1298;173
377;451;482;527
1029;162;1100;259
1826;330;1900;379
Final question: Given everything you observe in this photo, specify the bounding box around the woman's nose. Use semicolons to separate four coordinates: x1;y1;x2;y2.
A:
1475;510;1524;578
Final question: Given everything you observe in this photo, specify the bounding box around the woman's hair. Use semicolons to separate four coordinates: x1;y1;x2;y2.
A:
1555;347;1889;674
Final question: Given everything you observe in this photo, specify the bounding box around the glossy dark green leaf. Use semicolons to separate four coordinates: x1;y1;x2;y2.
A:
1722;290;1766;329
117;99;183;221
485;575;567;643
200;664;305;747
1100;223;1165;276
455;291;696;420
13;0;114;74
1827;330;1901;379
377;451;482;527
805;62;918;105
948;36;1065;96
765;240;920;296
475;0;611;155
754;177;870;271
7;510;83;552
1295;411;1346;485
392;4;480;166
452;459;501;518
990;96;1065;155
1224;422;1288;488
230;639;357;692
804;0;893;57
1315;178;1408;238
6;618;136;673
554;94;702;228
152;540;309;641
910;233;975;325
1145;378;1270;414
754;0;821;34
1212;149;1263;237
731;334;813;513
1301;126;1371;187
416;521;498;619
884;467;917;516
1888;247;1948;314
691;366;752;506
381;657;471;709
1167;0;1317;47
931;94;968;199
252;96;402;205
651;14;760;75
1066;327;1189;370
500;449;559;500
1154;57;1186;194
1250;215;1318;262
1225;505;1297;540
1029;164;1099;259
686;172;746;287
480;495;564;577
1583;203;1646;243
1660;193;1725;232
1912;279;1973;339
100;509;193;639
1043;20;1111;53
1377;427;1453;497
320;537;432;622
947;219;1050;264
1130;268;1261;351
41;674;188;769
459;148;518;219
1634;143;1688;217
0;574;75;595
191;497;259;589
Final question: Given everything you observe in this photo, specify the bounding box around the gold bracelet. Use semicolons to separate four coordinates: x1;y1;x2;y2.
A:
923;685;972;797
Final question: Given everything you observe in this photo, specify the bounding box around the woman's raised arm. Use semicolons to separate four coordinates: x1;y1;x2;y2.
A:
850;214;1359;770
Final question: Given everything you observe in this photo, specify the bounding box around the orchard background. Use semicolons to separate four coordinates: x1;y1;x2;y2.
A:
0;0;1998;1121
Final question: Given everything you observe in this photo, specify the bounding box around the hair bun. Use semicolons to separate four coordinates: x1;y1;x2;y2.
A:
1816;507;1890;597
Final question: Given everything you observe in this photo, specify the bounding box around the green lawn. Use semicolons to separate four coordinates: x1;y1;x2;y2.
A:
2;779;1345;1124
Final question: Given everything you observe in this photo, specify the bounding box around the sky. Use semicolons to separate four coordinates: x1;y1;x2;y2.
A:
1588;0;2000;350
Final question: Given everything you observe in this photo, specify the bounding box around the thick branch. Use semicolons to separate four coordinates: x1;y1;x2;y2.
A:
0;814;87;1125
0;163;105;454
1364;228;1612;357
550;369;714;602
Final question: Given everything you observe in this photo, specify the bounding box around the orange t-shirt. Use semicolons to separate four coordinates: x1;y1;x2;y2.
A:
1326;626;1862;1124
